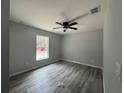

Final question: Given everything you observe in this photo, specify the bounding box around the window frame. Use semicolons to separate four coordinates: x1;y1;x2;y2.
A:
36;35;49;61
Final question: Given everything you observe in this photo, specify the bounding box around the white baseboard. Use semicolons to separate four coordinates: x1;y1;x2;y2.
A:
10;59;103;77
9;60;60;77
103;76;105;93
61;59;103;69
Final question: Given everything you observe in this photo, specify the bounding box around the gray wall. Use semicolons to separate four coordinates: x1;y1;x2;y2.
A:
61;30;103;67
9;21;62;76
103;0;122;92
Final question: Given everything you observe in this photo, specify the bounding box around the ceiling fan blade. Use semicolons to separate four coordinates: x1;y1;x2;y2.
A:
56;22;63;26
68;13;89;23
68;22;78;26
68;27;78;30
53;27;63;29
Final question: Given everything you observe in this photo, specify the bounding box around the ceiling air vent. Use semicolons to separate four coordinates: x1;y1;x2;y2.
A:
91;5;101;14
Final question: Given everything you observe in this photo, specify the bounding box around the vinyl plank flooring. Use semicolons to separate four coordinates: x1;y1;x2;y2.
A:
9;61;103;93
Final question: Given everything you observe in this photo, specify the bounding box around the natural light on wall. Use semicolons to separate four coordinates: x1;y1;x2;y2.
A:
36;35;49;61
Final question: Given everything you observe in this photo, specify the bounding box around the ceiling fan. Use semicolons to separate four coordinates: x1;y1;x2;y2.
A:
53;21;78;32
53;5;101;32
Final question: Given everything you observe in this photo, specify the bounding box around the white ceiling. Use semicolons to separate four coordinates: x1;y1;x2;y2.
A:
10;0;104;35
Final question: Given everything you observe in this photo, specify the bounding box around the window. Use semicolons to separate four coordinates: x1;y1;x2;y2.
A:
36;35;49;61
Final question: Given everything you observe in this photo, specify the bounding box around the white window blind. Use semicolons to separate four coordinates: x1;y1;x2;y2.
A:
36;35;49;61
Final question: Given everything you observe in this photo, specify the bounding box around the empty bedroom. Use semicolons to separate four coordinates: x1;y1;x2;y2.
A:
8;0;122;93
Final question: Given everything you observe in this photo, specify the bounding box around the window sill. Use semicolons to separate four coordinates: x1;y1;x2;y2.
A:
36;57;49;61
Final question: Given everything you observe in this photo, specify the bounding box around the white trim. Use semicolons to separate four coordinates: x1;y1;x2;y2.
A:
36;57;49;61
10;59;103;77
103;74;105;93
61;59;103;69
9;60;60;77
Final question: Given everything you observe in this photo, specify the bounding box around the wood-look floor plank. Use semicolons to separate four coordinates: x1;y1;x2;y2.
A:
9;61;103;93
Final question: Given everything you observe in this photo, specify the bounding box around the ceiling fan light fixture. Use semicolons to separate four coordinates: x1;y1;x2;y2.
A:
63;30;66;32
